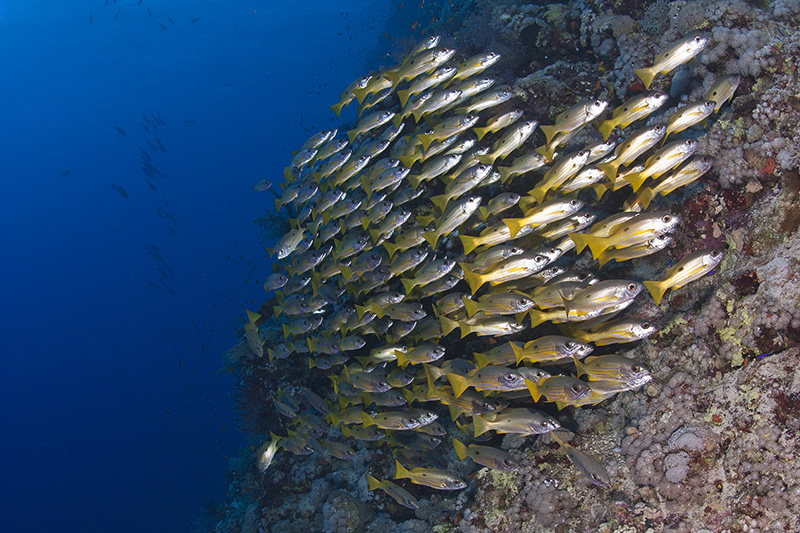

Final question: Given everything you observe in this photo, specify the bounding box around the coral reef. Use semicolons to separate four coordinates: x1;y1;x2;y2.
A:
204;0;800;531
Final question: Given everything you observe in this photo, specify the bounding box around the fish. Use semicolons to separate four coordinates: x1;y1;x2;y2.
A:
394;460;466;490
461;292;535;318
256;433;281;472
447;51;501;86
111;184;128;199
244;309;264;357
417;114;480;151
510;335;593;365
643;248;725;304
596;125;667;180
452;438;518;471
473;108;524;141
525;376;592;409
455;87;514;115
525;150;591;205
573;354;652;387
476;120;538;165
661;100;716;144
596;92;668;140
503;197;584;239
430;164;492;212
445;365;525;397
422;195;483;249
704;74;741;113
539;99;608;144
347;110;396;142
597;233;673;267
637;155;714;209
461;251;551;294
112;124;127;136
366;474;419;509
396;65;457;107
472;407;560;437
634;31;709;89
549;431;610;487
570;212;680;258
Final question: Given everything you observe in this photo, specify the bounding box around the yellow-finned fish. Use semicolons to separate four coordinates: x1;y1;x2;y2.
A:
445;365;525;397
441;315;527;338
561;279;643;319
396;65;457;107
407;152;462;189
455;87;514;115
384;224;434;259
496;150;549;184
347;110;396;143
401;258;457;294
447;51;502;85
622;138;698;191
643;248;724;304
573;354;652;387
385;47;456;88
331;75;372;116
571;211;680;259
704;74;741;113
634;31;709;89
525;150;591;205
549;431;611;487
596;92;668;140
461;292;535;318
473;108;524;141
423;195;483;249
539;99;608;144
476;120;538;165
430;164;492;212
525;375;592;409
596;125;666;180
269;228;306;259
661;100;716;144
459;220;534;255
417;114;479;151
596;233;673;267
394;460;466;490
510;335;593;365
461;251;551;294
452;438;518;471
256;433;281;472
244;309;264;357
503;197;584;239
412;89;463;122
366;474;419;509
638;155;714;209
472;407;560;437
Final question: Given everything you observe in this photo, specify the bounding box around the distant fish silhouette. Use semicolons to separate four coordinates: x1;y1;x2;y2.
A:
113;124;126;136
60;169;74;177
147;181;157;192
157;22;168;30
146;7;151;17
115;9;120;19
167;16;174;24
191;18;200;23
111;184;128;199
148;281;162;292
89;12;92;23
138;0;142;5
183;119;196;124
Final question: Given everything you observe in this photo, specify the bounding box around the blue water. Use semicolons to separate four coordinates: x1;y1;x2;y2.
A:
0;1;427;530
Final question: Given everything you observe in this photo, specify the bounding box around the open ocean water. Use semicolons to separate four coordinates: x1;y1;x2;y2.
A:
0;1;418;531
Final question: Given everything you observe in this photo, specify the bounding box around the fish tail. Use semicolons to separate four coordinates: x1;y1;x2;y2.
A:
510;341;526;365
330;101;344;117
460;265;485;295
267;349;275;362
475;154;495;165
473;351;489;368
459;321;472;339
528;186;548;206
502;217;527;239
478;206;489;221
355;304;369;320
394;459;409;480
369;228;382;244
274;198;283;212
528;309;548;330
596;250;613;268
473;126;490;141
246;309;261;324
371;303;385;319
596;161;618;180
400;278;416;295
347;129;359;143
397;155;416;169
638;186;656;210
430;194;448;213
406;173;424;190
472;415;489;437
282;324;289;338
446;372;469;398
366;474;382;492
415;214;436;226
417;133;435;151
396;88;411;107
394;349;409;369
422;229;439;249
525;378;542;402
643;279;668;305
452;438;468;460
517;195;537;212
596;118;616;141
307;357;315;368
360;176;373;200
592;182;609;200
461;296;479;317
355;356;370;369
633;67;656;90
352;87;370;104
307;337;316;352
540;123;558;144
623;171;647;192
497;166;513;184
459;234;480;255
572;352;586;378
383;240;399;259
338;264;354;283
361;412;375;427
438;314;459;336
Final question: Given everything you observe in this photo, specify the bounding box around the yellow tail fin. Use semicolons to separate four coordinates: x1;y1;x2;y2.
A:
638;187;656;210
459;234;481;255
472;415;489;437
525;378;542;402
418;133;436;151
473;126;491;141
439;315;459;336
643;279;668;305
502;217;528;239
446;373;469;398
452;438;468;460
633;67;656;90
460;265;485;295
461;296;479;317
430;194;448;213
624;171;648;192
596;118;616;141
400;278;417;295
539;123;559;144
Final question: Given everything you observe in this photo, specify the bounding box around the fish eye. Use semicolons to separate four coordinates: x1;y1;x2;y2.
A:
565;341;575;349
518;299;527;306
628;283;637;291
662;215;671;223
632;365;642;373
694;35;702;42
570;199;580;205
642;322;652;329
570;384;584;394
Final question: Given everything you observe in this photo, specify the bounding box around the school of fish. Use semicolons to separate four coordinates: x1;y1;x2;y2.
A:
247;32;735;506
